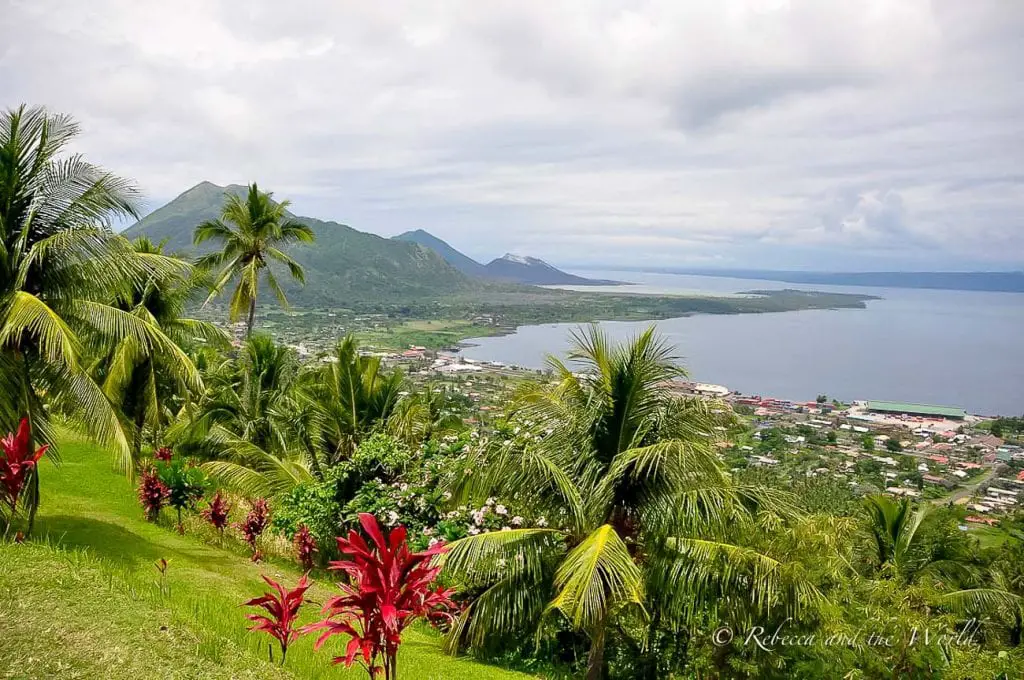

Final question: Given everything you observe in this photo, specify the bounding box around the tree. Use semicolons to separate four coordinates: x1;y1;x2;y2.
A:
1;105;191;528
194;183;314;338
444;326;808;680
97;237;228;460
885;438;902;453
177;334;313;497
302;335;406;466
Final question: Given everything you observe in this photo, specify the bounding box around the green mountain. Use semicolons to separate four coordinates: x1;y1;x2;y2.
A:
121;182;473;304
393;229;489;277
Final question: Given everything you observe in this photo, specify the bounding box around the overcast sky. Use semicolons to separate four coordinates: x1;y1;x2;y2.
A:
2;0;1022;270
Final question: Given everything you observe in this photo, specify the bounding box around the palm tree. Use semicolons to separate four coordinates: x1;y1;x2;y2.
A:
1;105;193;528
443;325;810;679
173;334;313;497
194;183;314;338
96;237;229;460
388;383;464;446
301;335;406;466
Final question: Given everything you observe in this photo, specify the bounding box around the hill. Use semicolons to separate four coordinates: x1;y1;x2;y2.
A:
393;230;619;286
484;253;620;285
122;183;474;303
393;229;489;278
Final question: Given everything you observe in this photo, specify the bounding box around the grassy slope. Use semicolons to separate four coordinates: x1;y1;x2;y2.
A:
0;433;531;680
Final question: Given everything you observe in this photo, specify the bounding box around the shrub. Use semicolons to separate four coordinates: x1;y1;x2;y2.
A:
137;466;170;522
157;456;207;534
0;418;49;529
294;524;318;570
303;513;454;680
238;498;271;562
202;490;231;536
244;573;311;665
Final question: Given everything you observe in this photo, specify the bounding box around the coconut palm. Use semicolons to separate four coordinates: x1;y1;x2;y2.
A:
173;334;313;497
388;383;464;446
194;183;314;338
96;237;229;460
301;335;407;466
443;325;810;679
0;105;193;528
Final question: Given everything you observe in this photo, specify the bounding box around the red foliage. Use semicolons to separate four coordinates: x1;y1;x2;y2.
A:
137;466;170;522
153;446;173;462
302;513;455;680
236;498;270;562
0;418;48;514
243;573;311;665
295;524;318;570
201;490;231;534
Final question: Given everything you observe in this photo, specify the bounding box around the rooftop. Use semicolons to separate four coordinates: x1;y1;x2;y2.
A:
866;400;967;419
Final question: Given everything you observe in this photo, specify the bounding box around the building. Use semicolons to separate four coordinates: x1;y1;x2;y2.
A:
866;401;967;420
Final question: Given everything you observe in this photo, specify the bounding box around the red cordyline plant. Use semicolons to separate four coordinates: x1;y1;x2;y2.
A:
1;418;49;537
153;446;173;462
243;573;311;665
137;466;169;522
237;498;270;562
295;524;318;570
202;490;231;536
302;513;455;680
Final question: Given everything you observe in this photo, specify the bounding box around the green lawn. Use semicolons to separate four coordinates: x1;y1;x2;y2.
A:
0;432;534;680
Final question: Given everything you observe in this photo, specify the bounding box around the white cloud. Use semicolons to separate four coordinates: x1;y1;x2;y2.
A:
1;0;1021;269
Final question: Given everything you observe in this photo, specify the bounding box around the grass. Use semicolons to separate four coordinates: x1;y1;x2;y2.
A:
356;319;502;350
0;432;535;680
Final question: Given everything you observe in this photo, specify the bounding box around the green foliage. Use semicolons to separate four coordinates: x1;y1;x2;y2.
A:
157;457;207;531
885;438;903;452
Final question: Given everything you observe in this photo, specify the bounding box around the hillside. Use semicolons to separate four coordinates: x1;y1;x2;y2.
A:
393;229;489;278
393;230;619;286
122;183;474;304
484;253;620;285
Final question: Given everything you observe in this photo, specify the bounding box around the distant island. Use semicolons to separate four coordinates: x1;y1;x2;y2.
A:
591;267;1024;294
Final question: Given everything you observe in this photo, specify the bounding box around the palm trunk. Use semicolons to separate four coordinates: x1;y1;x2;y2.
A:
586;618;608;680
245;296;257;338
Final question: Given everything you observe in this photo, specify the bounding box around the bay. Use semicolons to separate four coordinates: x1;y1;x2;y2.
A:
458;271;1024;417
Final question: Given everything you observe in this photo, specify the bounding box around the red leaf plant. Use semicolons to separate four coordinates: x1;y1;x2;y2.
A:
243;573;311;665
236;498;270;562
295;524;318;570
137;465;169;522
302;513;455;680
153;446;173;462
202;490;231;536
0;418;48;525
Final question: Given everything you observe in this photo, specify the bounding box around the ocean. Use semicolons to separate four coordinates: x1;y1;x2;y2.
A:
458;271;1024;417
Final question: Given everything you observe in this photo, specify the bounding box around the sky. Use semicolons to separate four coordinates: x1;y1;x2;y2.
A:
2;0;1022;271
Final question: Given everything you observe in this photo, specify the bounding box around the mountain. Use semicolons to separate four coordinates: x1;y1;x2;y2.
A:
393;229;489;278
483;254;620;285
392;230;619;285
121;182;473;303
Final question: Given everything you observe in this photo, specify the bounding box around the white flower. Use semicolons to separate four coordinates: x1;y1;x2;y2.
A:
428;537;439;547
472;511;486;526
495;504;508;515
446;511;461;520
536;516;547;527
400;483;409;492
442;491;452;501
423;527;434;536
486;497;496;506
468;527;480;535
511;516;523;526
387;510;400;526
501;526;511;531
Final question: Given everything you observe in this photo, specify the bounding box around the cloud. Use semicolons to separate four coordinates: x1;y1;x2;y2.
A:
1;0;1022;269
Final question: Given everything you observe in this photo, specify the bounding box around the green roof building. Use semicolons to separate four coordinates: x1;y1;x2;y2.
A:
866;401;967;419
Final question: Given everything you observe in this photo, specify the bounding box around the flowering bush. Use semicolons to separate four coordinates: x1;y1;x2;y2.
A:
0;418;48;522
295;524;318;570
137;465;170;522
202;490;231;536
238;498;270;562
244;573;311;665
303;513;454;680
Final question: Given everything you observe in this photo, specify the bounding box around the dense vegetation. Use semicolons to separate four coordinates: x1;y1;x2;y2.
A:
3;104;1023;679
